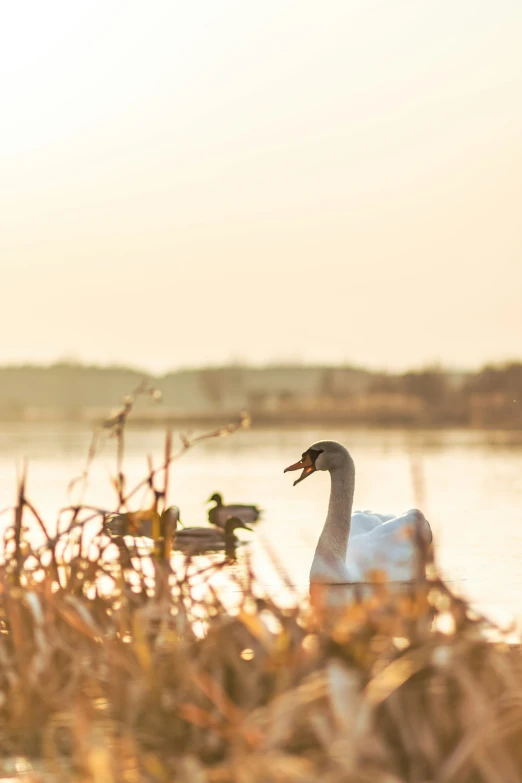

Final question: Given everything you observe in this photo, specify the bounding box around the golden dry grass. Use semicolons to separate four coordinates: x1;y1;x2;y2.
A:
0;394;520;782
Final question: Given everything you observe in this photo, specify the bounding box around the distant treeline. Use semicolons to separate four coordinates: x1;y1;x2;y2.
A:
0;361;521;427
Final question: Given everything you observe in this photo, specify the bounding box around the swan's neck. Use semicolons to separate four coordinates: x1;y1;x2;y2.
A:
314;461;355;571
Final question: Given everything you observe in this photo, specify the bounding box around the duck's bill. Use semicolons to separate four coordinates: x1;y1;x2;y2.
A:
233;521;253;532
284;454;316;486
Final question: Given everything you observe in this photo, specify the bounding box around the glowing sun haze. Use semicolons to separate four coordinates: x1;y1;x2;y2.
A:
1;1;521;372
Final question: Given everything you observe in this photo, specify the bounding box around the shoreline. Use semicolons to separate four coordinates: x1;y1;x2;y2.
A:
0;409;521;431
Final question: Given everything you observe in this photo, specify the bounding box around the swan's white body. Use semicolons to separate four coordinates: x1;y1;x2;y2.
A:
311;507;431;584
285;441;432;586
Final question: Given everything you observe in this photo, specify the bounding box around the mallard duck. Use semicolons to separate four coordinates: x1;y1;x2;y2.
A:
105;506;178;539
175;517;252;556
207;492;261;528
105;506;251;556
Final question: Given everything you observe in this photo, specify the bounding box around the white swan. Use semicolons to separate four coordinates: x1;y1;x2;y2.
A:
284;440;432;586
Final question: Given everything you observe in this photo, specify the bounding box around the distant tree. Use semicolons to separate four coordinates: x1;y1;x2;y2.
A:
399;369;447;406
368;373;400;394
199;369;225;407
464;363;522;398
198;366;244;408
319;369;336;397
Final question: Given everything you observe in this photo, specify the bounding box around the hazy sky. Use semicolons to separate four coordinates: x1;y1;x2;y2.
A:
2;1;522;372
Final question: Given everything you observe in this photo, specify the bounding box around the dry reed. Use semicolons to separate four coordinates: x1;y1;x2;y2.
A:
0;399;520;783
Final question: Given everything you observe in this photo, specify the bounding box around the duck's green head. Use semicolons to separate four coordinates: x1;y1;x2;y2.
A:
224;517;252;535
162;505;181;526
207;492;223;505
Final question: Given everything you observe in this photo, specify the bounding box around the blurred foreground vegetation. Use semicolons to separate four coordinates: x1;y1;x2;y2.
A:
0;407;521;782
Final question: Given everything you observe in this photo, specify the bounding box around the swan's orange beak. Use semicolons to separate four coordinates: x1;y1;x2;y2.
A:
284;452;316;486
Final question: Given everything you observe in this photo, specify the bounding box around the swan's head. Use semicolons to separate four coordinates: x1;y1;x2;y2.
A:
207;493;223;505
284;440;352;486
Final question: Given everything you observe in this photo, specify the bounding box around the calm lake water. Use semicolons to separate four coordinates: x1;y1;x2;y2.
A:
1;422;522;626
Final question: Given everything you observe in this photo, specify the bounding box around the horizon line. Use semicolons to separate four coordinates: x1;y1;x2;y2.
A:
0;358;519;377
